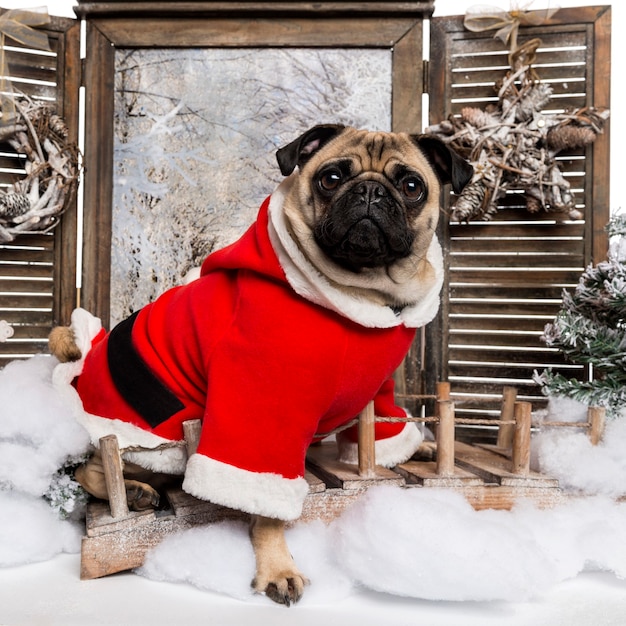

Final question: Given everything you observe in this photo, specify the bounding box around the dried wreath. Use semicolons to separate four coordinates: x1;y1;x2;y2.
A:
426;28;609;223
0;94;79;242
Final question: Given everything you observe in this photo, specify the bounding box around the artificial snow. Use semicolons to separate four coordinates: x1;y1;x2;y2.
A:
0;356;89;497
139;519;354;606
1;354;626;602
533;396;626;497
0;492;82;567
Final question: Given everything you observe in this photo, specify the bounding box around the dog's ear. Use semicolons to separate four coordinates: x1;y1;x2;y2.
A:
276;124;346;176
412;135;474;194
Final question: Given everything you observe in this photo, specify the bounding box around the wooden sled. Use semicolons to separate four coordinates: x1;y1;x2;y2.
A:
80;384;606;580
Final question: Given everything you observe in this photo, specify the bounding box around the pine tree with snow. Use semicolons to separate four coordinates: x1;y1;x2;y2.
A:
536;214;626;417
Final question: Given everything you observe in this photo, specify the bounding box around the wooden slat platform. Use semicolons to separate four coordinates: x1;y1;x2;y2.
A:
395;460;484;488
453;442;559;489
81;490;248;580
305;441;565;511
81;439;566;579
305;443;406;490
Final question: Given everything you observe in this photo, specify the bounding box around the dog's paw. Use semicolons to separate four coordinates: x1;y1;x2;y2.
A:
124;480;160;511
412;441;437;462
252;570;309;607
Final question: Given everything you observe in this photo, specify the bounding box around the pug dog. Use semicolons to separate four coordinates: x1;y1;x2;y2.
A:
49;124;473;606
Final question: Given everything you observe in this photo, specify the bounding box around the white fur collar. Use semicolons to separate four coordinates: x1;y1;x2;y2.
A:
267;176;443;329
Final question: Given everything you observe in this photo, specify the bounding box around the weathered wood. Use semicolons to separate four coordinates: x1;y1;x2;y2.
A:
0;265;54;281
182;419;201;457
589;6;612;264
454;441;558;488
512;402;532;476
396;460;483;487
436;400;455;477
80;431;570;580
0;310;56;326
99;435;130;519
94;15;420;48
450;221;586;238
588;406;606;446
450;254;585;270
497;386;518;449
391;20;423;133
84;501;155;539
450;238;584;255
80;20;115;325
436;381;450;402
80;495;247;579
75;2;435;18
428;8;611;441
78;8;431;327
306;442;405;490
299;488;364;525
0;17;81;357
358;401;376;478
456;484;568;511
52;17;82;327
304;470;326;494
81;471;347;578
448;347;573;366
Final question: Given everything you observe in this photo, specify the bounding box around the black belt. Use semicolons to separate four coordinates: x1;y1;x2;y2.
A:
107;311;185;428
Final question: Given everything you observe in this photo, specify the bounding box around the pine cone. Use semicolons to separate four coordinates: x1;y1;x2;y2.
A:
0;192;31;219
525;195;542;213
460;107;495;129
49;114;69;139
451;181;487;222
546;125;597;152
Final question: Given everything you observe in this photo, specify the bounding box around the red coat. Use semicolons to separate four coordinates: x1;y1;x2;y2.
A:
61;181;442;520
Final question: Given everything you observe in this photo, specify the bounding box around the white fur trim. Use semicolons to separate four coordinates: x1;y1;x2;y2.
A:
51;307;102;388
51;307;187;475
183;454;309;521
336;422;423;468
76;412;187;474
267;177;443;329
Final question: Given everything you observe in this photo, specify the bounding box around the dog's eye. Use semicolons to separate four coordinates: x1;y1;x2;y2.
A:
319;169;343;192
402;177;425;201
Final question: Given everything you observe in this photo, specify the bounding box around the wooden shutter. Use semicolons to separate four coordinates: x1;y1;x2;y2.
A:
425;7;611;442
0;12;80;367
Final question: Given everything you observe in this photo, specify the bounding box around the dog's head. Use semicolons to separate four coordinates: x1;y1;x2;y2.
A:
276;125;473;276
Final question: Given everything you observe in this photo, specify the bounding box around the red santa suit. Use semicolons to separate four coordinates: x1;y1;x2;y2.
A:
53;176;443;521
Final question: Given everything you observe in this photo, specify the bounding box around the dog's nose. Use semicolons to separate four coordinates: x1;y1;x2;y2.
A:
354;181;387;205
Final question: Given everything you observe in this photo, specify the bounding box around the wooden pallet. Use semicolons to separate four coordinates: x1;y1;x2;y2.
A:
81;439;567;579
80;387;605;579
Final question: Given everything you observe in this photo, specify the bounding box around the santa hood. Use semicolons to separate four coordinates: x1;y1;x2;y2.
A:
203;176;444;329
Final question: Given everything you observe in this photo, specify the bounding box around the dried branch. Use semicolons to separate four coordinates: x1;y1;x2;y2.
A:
425;40;609;223
0;93;80;241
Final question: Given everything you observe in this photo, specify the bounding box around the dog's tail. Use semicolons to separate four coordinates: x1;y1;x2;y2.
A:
49;326;82;362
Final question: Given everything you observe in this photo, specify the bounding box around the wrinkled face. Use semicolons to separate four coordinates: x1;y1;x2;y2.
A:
292;129;442;273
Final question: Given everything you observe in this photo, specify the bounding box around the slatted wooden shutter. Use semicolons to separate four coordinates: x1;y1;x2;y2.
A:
425;7;611;442
0;13;80;367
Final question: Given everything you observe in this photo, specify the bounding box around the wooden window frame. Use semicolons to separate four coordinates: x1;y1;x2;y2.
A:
48;15;82;326
0;13;80;367
76;1;434;326
430;6;611;262
421;6;611;436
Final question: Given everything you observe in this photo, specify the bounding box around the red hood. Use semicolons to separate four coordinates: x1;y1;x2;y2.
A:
200;196;284;284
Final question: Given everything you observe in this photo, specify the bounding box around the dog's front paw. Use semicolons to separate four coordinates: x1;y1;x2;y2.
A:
124;480;160;511
252;570;309;607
